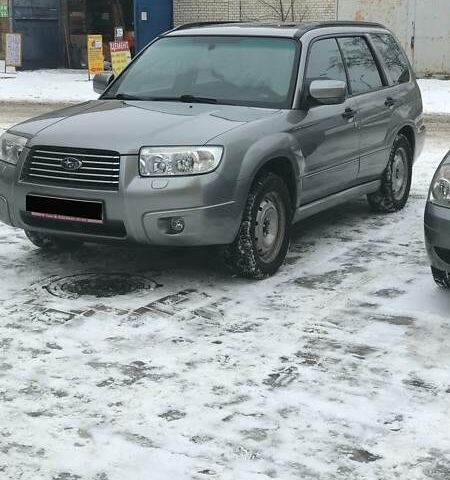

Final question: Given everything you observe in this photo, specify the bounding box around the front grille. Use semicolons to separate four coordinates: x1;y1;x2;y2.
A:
22;146;121;190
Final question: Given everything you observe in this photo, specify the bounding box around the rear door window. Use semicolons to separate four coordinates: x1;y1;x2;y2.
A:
370;33;410;85
337;37;383;95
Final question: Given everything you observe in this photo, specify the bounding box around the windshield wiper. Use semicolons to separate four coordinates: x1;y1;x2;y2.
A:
147;94;218;104
103;93;144;100
179;95;218;104
103;93;219;104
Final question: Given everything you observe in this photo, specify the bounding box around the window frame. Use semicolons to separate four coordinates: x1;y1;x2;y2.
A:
302;33;391;101
367;33;411;86
336;35;389;96
303;36;348;89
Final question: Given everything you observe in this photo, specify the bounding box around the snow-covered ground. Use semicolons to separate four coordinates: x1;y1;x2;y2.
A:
0;102;450;479
0;69;98;104
0;69;449;114
417;79;450;115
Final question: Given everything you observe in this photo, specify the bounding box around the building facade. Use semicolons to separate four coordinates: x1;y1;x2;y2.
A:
1;0;336;69
2;0;174;69
337;0;449;77
1;0;449;76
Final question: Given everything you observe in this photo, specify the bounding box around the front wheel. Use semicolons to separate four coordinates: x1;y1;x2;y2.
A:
220;172;291;279
25;230;83;251
367;133;413;213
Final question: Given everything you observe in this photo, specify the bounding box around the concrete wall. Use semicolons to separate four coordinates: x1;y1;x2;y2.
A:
337;0;450;76
173;0;336;26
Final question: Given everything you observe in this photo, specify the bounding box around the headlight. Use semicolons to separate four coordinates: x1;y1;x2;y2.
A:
139;146;223;177
0;132;28;165
430;152;450;208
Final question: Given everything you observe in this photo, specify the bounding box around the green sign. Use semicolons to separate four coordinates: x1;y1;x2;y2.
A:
0;3;8;18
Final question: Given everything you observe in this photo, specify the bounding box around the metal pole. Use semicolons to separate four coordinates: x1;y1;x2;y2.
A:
7;0;11;72
8;0;12;32
5;0;13;73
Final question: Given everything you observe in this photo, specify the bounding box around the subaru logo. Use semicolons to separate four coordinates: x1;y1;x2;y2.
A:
61;157;83;171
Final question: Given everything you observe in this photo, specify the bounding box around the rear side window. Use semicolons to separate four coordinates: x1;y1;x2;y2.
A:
305;38;347;85
337;37;383;95
370;34;410;85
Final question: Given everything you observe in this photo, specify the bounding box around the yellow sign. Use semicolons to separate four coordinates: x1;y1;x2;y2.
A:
109;41;132;76
87;34;104;76
5;33;22;67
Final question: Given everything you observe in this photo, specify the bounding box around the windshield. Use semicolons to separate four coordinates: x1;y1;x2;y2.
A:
104;36;299;109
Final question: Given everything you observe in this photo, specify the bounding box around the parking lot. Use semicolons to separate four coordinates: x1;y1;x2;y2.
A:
1;105;450;480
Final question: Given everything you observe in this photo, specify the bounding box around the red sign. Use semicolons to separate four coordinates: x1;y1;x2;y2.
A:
109;40;132;76
110;41;130;52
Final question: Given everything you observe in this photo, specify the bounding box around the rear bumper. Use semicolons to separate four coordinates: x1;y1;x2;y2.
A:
424;201;450;271
0;156;246;246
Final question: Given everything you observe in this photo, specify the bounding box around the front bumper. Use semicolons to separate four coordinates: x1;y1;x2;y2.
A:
424;201;450;272
0;155;246;247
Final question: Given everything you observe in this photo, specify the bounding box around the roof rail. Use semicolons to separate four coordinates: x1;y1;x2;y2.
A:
171;20;384;31
293;20;385;37
170;21;242;32
164;20;386;38
309;20;384;29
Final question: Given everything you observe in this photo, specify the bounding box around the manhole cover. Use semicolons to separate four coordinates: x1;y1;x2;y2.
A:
43;273;160;299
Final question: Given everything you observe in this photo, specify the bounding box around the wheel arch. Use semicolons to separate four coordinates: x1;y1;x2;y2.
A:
396;124;416;158
253;156;298;209
234;131;303;210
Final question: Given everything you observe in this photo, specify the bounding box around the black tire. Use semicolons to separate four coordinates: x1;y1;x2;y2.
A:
431;266;450;289
367;134;413;213
220;172;291;279
25;230;83;251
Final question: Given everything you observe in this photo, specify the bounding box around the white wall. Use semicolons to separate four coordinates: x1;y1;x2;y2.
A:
337;0;450;76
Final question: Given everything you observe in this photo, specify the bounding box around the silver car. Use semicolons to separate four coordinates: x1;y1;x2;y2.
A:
425;151;450;287
0;21;425;278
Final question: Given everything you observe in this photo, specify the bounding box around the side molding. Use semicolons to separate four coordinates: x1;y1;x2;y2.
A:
293;180;381;223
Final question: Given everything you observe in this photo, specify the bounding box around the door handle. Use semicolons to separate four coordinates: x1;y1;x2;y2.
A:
385;97;396;108
342;108;356;120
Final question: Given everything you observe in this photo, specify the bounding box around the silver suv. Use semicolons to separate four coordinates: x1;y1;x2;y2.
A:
0;21;425;278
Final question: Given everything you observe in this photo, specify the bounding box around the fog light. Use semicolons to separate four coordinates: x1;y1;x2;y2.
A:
170;217;185;233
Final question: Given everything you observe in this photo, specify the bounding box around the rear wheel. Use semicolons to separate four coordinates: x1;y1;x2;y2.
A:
431;266;450;289
220;172;291;279
25;230;83;251
367;134;413;213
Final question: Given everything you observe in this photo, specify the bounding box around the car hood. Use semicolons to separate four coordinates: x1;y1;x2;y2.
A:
12;100;280;155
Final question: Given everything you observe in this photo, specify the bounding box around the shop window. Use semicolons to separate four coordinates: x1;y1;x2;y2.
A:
64;0;134;69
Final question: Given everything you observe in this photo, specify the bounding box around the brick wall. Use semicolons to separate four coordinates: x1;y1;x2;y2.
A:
174;0;337;26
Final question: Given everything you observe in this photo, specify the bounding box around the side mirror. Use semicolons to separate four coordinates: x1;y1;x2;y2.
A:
309;80;347;105
93;72;114;94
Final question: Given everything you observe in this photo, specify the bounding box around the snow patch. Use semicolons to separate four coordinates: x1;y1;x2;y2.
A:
417;79;450;115
0;69;98;104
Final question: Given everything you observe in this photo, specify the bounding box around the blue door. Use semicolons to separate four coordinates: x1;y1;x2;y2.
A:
12;0;63;69
134;0;173;53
